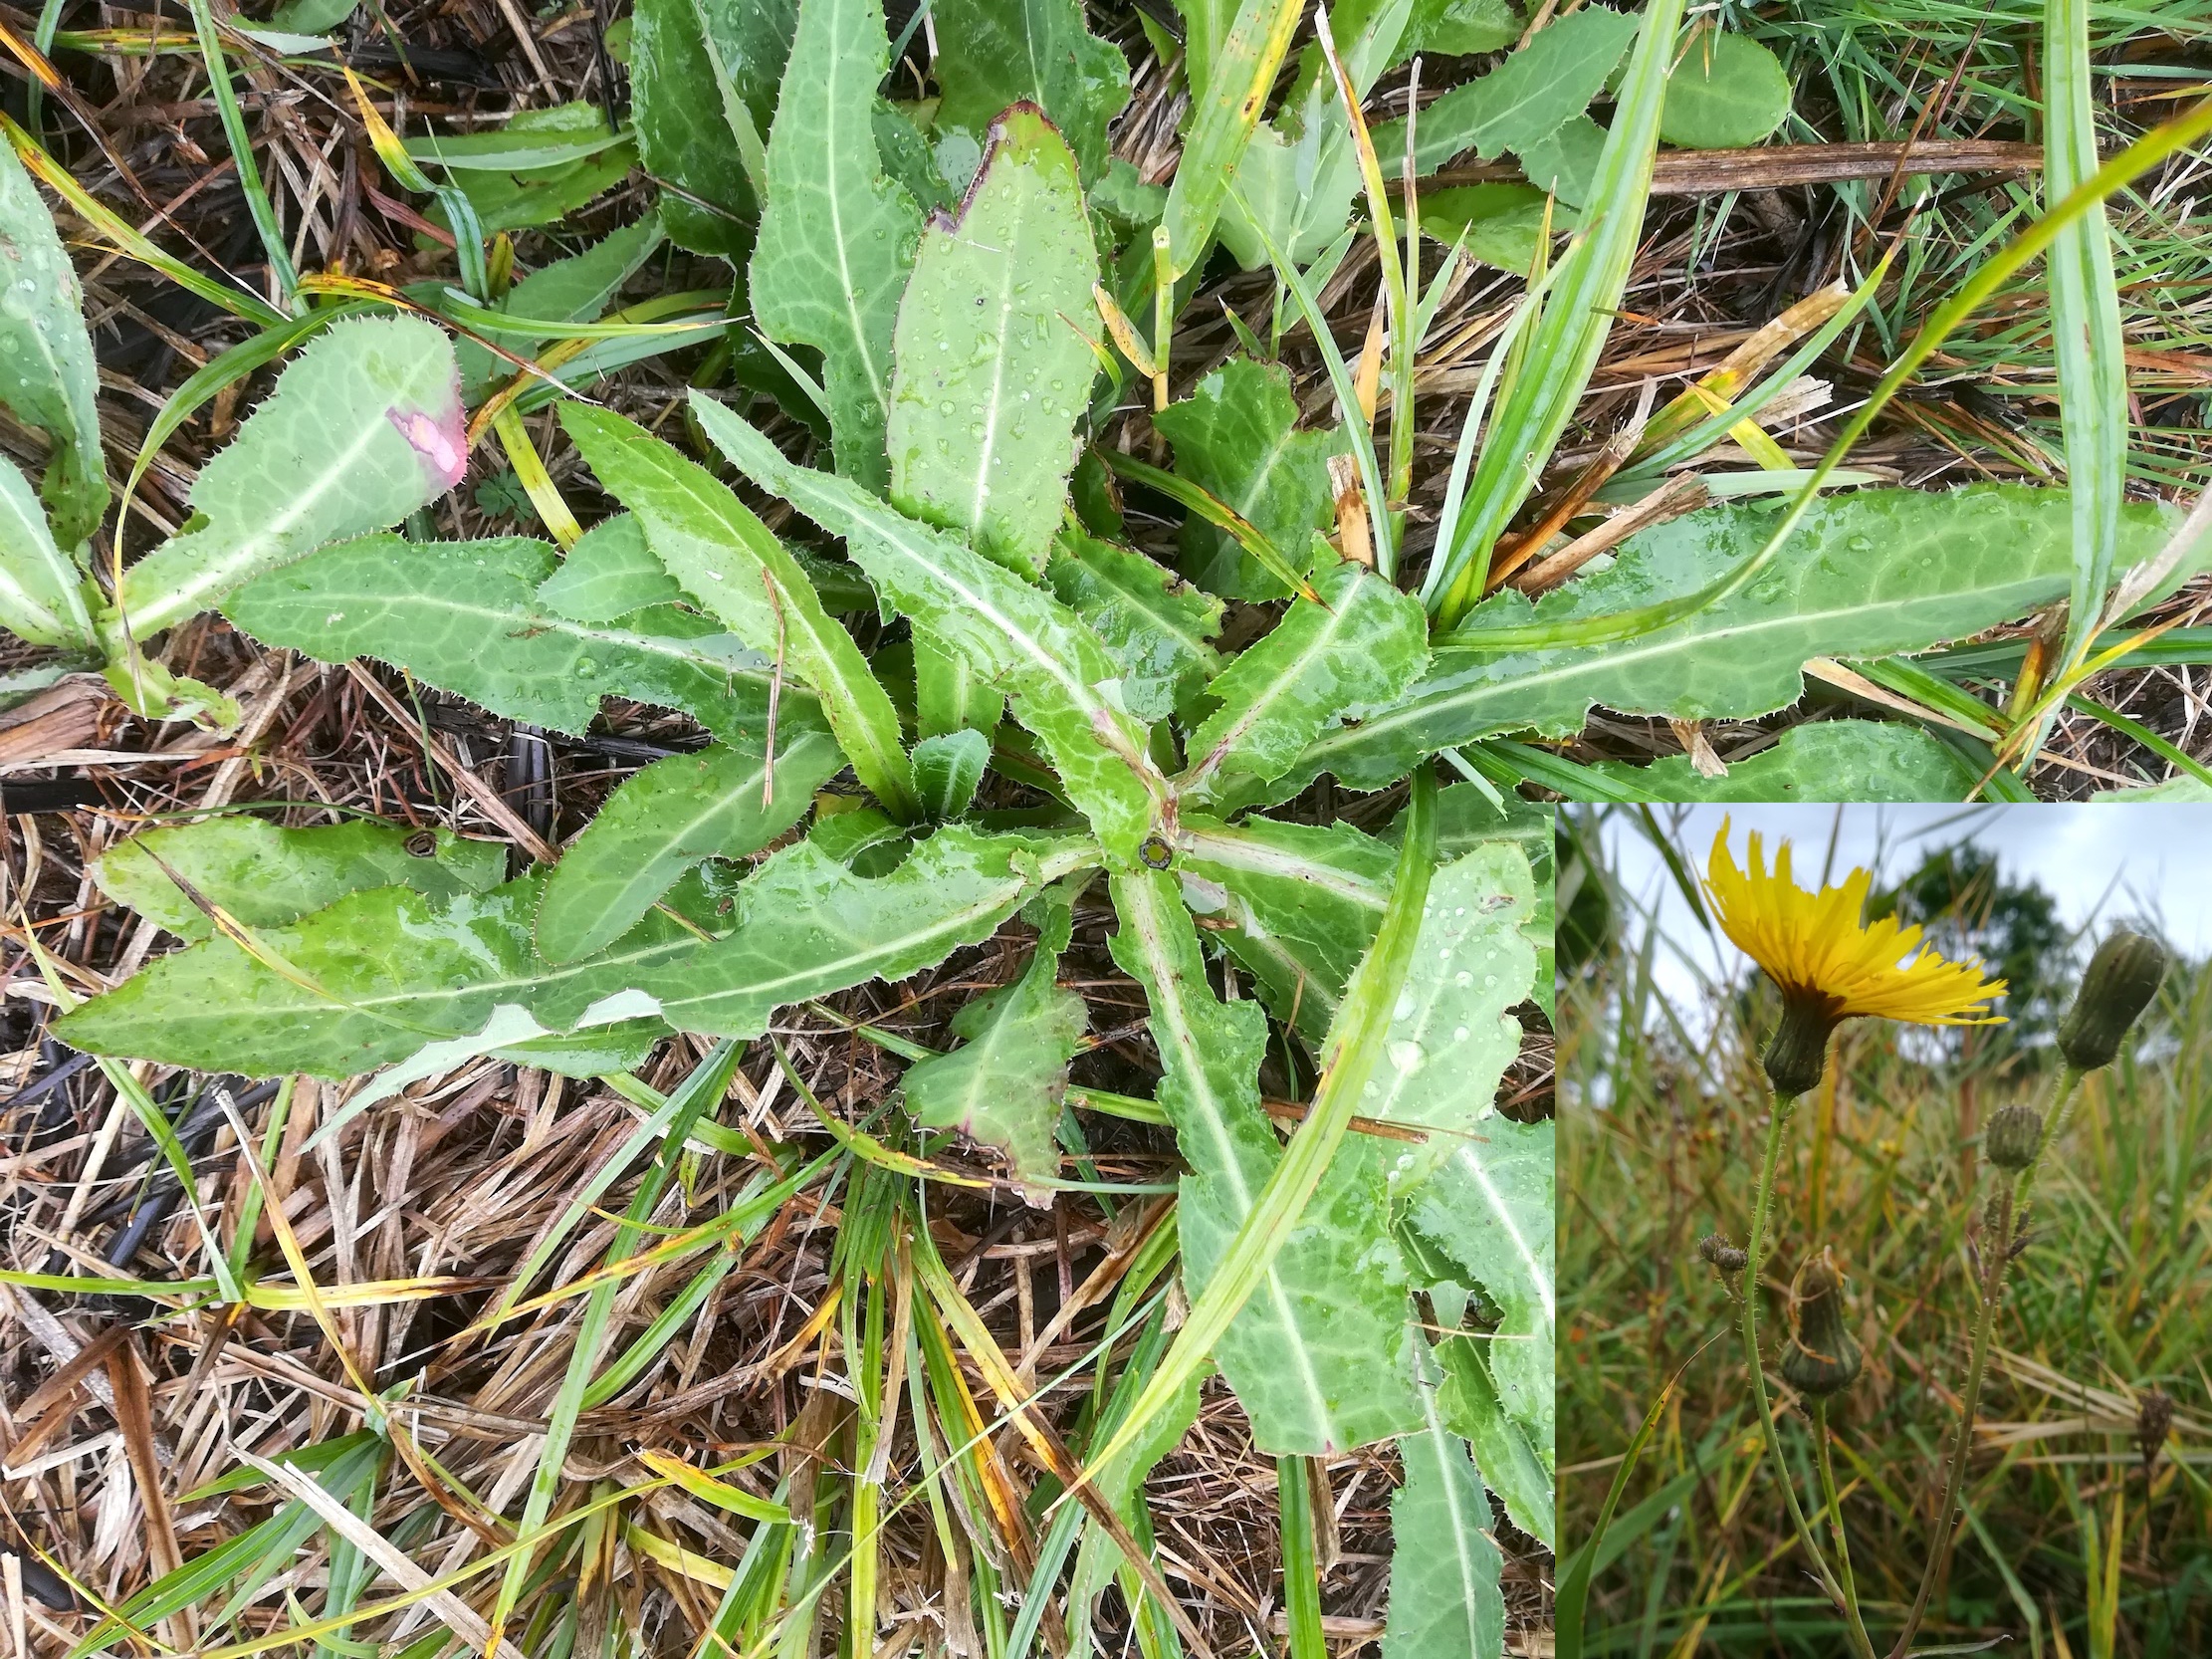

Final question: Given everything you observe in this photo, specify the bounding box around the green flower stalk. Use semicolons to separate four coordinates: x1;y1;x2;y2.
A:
1889;930;2166;1659
1701;823;2007;1659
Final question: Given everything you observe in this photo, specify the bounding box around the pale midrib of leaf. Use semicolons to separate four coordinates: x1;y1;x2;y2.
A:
1391;1350;1499;1659
1178;824;1388;911
1112;584;1221;669
1184;582;1370;789
1055;539;1224;673
1318;507;2168;766
243;577;778;688
1225;423;1305;527
871;510;1096;726
129;409;401;632
542;731;835;957
827;21;891;418
80;838;1098;1059
1108;870;1342;1443
647;837;1098;1027
1217;909;1344;1029
1441;1141;1554;1328
963;189;1027;539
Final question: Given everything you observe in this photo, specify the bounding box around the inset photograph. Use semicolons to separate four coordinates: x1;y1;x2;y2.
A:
1559;806;2209;1656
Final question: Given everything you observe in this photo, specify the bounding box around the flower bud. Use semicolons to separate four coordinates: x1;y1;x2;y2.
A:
1780;1250;1862;1398
1763;993;1840;1099
1697;1233;1747;1274
2138;1388;2175;1472
1984;1103;2044;1173
2057;931;2165;1072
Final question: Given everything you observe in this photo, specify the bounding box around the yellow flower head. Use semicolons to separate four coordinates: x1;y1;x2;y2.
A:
1704;819;2005;1095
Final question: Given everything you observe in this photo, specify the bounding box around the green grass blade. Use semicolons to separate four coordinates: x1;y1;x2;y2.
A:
1080;769;1439;1484
183;0;299;304
1159;0;1306;282
1426;0;1684;623
1555;1355;1703;1659
2045;0;2127;681
486;1041;746;1641
1454;92;2212;658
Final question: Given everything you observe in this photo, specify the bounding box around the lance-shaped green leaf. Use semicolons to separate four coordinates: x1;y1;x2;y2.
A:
563;404;921;819
929;0;1131;184
0;455;94;647
1585;718;1981;802
1435;1327;1554;1546
1373;3;1637;174
614;826;1096;1038
1105;867;1421;1455
1384;1350;1506;1659
535;727;845;963
0;139;109;549
1046;529;1223;725
1159;0;1306;279
1405;1115;1553;1453
911;728;990;820
1182;557;1428;798
1363;843;1535;1190
749;0;920;490
60;830;1088;1077
454;213;667;396
1156;357;1341;600
118;318;464;636
226;533;804;747
902;881;1087;1202
97;819;505;941
1363;844;1545;1451
632;0;795;259
886;105;1100;580
1178;815;1391;1043
534;513;687;621
695;395;1171;861
52;872;639;1077
1296;485;2189;796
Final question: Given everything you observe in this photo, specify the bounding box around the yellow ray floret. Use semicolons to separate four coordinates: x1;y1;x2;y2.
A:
1703;820;2007;1027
